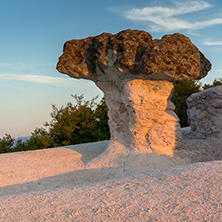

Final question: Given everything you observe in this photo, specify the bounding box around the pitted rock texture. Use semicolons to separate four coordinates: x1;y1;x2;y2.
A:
57;29;211;169
57;29;211;81
187;85;222;139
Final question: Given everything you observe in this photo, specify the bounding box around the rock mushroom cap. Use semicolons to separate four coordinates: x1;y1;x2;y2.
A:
57;29;211;82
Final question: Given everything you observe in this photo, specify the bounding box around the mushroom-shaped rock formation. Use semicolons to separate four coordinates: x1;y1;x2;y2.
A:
57;29;211;172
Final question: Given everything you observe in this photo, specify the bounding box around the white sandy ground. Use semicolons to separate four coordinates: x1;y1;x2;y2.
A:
0;132;222;221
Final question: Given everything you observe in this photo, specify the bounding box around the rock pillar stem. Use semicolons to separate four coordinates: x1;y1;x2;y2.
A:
97;79;182;155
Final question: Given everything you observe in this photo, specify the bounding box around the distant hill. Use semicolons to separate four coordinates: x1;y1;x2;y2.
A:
12;136;30;147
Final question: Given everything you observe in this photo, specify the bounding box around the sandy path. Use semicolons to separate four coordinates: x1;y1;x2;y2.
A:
0;141;108;188
0;139;222;221
0;161;221;221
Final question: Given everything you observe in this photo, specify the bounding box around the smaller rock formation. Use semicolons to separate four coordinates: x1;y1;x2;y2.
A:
187;85;222;139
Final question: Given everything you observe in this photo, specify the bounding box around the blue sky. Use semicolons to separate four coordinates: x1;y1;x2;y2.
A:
0;0;222;137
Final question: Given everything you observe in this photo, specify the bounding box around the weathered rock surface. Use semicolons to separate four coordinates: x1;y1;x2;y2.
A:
187;85;222;139
57;30;211;81
57;29;211;169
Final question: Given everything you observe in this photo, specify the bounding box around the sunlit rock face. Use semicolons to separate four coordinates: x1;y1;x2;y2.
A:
187;85;222;139
57;29;211;169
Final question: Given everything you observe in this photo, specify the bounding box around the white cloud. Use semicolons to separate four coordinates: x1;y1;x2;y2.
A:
121;0;222;32
0;73;67;84
0;73;101;94
214;69;222;73
0;73;90;88
203;41;222;46
0;63;13;68
0;73;102;95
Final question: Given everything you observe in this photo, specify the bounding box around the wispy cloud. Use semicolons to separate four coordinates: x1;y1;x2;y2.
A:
0;62;55;71
0;73;99;92
0;63;14;68
214;69;222;73
121;0;222;32
203;41;222;46
0;73;68;84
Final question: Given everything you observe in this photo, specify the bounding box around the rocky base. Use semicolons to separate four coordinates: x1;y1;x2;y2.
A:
86;139;190;173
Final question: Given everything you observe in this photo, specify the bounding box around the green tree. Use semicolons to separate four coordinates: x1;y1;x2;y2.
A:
26;128;56;150
202;78;222;90
44;94;100;146
0;134;15;153
12;139;28;152
172;79;202;127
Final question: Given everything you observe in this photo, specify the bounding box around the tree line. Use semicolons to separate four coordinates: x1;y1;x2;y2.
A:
1;78;221;153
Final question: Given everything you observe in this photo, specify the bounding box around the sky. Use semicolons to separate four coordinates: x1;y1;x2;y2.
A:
0;0;222;138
